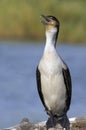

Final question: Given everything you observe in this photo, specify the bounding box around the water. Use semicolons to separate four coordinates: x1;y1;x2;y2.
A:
0;41;86;128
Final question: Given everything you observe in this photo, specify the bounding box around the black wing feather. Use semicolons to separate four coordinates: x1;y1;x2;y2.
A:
62;67;72;112
36;67;48;111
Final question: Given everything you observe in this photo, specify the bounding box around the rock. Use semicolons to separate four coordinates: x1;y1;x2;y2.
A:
1;117;86;130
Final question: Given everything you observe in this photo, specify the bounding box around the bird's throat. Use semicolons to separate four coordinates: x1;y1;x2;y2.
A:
46;30;57;45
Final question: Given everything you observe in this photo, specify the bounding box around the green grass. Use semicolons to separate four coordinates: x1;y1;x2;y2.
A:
0;0;86;43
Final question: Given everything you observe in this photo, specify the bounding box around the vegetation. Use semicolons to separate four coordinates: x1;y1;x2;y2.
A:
0;0;86;43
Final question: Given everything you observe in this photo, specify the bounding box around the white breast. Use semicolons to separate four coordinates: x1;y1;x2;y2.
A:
39;50;66;115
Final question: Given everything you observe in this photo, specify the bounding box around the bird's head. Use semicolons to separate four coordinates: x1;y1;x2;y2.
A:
41;15;60;44
41;14;60;32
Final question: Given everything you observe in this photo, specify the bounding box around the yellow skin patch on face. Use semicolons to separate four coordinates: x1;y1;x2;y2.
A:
46;25;53;30
46;20;57;31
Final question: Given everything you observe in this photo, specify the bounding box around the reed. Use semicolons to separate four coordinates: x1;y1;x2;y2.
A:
0;0;86;43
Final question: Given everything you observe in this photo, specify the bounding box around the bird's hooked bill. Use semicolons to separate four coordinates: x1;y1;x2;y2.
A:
40;14;50;25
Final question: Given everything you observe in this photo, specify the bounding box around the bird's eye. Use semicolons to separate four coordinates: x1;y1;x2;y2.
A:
50;17;53;19
50;16;56;21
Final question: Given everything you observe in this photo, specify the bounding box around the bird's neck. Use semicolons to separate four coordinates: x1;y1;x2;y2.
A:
44;29;57;53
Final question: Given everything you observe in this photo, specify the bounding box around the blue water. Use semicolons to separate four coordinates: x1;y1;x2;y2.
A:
0;41;86;128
